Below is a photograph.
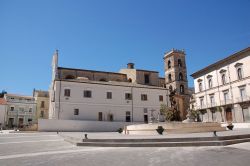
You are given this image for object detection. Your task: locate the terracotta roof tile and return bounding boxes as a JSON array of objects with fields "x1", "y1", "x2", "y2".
[{"x1": 0, "y1": 98, "x2": 7, "y2": 105}]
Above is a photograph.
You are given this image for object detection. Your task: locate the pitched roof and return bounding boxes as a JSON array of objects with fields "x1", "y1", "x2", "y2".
[{"x1": 0, "y1": 98, "x2": 7, "y2": 105}]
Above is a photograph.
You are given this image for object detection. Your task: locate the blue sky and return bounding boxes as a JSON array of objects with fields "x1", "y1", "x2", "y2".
[{"x1": 0, "y1": 0, "x2": 250, "y2": 95}]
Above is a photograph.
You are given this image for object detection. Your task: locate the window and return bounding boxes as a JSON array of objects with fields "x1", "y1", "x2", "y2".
[
  {"x1": 180, "y1": 85, "x2": 184, "y2": 94},
  {"x1": 106, "y1": 92, "x2": 112, "y2": 99},
  {"x1": 210, "y1": 95, "x2": 215, "y2": 106},
  {"x1": 10, "y1": 107, "x2": 14, "y2": 111},
  {"x1": 74, "y1": 109, "x2": 79, "y2": 115},
  {"x1": 200, "y1": 97, "x2": 204, "y2": 108},
  {"x1": 84, "y1": 90, "x2": 92, "y2": 98},
  {"x1": 65, "y1": 75, "x2": 75, "y2": 79},
  {"x1": 199, "y1": 82, "x2": 203, "y2": 92},
  {"x1": 125, "y1": 93, "x2": 132, "y2": 100},
  {"x1": 168, "y1": 74, "x2": 172, "y2": 82},
  {"x1": 221, "y1": 74, "x2": 226, "y2": 85},
  {"x1": 168, "y1": 60, "x2": 171, "y2": 69},
  {"x1": 64, "y1": 89, "x2": 70, "y2": 97},
  {"x1": 98, "y1": 112, "x2": 103, "y2": 121},
  {"x1": 107, "y1": 114, "x2": 113, "y2": 121},
  {"x1": 40, "y1": 111, "x2": 44, "y2": 118},
  {"x1": 159, "y1": 95, "x2": 163, "y2": 102},
  {"x1": 28, "y1": 119, "x2": 32, "y2": 123},
  {"x1": 144, "y1": 74, "x2": 150, "y2": 84},
  {"x1": 179, "y1": 73, "x2": 183, "y2": 81},
  {"x1": 29, "y1": 108, "x2": 32, "y2": 112},
  {"x1": 141, "y1": 94, "x2": 148, "y2": 101},
  {"x1": 223, "y1": 91, "x2": 229, "y2": 102},
  {"x1": 99, "y1": 78, "x2": 107, "y2": 82},
  {"x1": 178, "y1": 59, "x2": 182, "y2": 67},
  {"x1": 208, "y1": 79, "x2": 213, "y2": 88},
  {"x1": 237, "y1": 68, "x2": 243, "y2": 80},
  {"x1": 239, "y1": 87, "x2": 246, "y2": 99},
  {"x1": 126, "y1": 111, "x2": 131, "y2": 122},
  {"x1": 19, "y1": 107, "x2": 24, "y2": 112},
  {"x1": 128, "y1": 78, "x2": 132, "y2": 82},
  {"x1": 41, "y1": 101, "x2": 45, "y2": 108}
]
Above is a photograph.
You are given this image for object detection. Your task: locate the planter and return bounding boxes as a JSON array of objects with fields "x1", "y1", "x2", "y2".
[
  {"x1": 156, "y1": 126, "x2": 164, "y2": 135},
  {"x1": 227, "y1": 125, "x2": 234, "y2": 130}
]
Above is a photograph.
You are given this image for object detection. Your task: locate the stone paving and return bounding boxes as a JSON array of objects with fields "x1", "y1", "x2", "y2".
[{"x1": 0, "y1": 130, "x2": 250, "y2": 166}]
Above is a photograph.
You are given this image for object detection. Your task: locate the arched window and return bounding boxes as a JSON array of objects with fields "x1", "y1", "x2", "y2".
[
  {"x1": 168, "y1": 60, "x2": 171, "y2": 69},
  {"x1": 199, "y1": 82, "x2": 203, "y2": 92},
  {"x1": 180, "y1": 85, "x2": 184, "y2": 94},
  {"x1": 179, "y1": 72, "x2": 183, "y2": 81},
  {"x1": 65, "y1": 75, "x2": 75, "y2": 79},
  {"x1": 237, "y1": 68, "x2": 242, "y2": 80},
  {"x1": 208, "y1": 79, "x2": 212, "y2": 88},
  {"x1": 168, "y1": 74, "x2": 172, "y2": 82},
  {"x1": 221, "y1": 74, "x2": 226, "y2": 85},
  {"x1": 128, "y1": 78, "x2": 132, "y2": 82},
  {"x1": 169, "y1": 85, "x2": 173, "y2": 92},
  {"x1": 178, "y1": 59, "x2": 182, "y2": 67}
]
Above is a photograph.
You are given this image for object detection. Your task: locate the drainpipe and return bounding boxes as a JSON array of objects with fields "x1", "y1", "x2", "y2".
[
  {"x1": 131, "y1": 86, "x2": 134, "y2": 123},
  {"x1": 227, "y1": 65, "x2": 236, "y2": 122},
  {"x1": 203, "y1": 75, "x2": 209, "y2": 122}
]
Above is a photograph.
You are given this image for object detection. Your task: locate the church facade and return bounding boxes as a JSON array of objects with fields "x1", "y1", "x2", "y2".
[{"x1": 49, "y1": 49, "x2": 190, "y2": 123}]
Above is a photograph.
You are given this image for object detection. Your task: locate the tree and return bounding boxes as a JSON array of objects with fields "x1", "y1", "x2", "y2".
[{"x1": 160, "y1": 104, "x2": 174, "y2": 121}]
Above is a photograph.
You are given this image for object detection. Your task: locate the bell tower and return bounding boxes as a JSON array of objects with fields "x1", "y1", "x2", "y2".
[{"x1": 164, "y1": 49, "x2": 189, "y2": 119}]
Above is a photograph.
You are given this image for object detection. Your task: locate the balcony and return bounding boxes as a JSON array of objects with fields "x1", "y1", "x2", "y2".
[
  {"x1": 8, "y1": 110, "x2": 33, "y2": 116},
  {"x1": 220, "y1": 99, "x2": 233, "y2": 105},
  {"x1": 236, "y1": 96, "x2": 250, "y2": 103},
  {"x1": 207, "y1": 102, "x2": 217, "y2": 108},
  {"x1": 196, "y1": 104, "x2": 207, "y2": 110}
]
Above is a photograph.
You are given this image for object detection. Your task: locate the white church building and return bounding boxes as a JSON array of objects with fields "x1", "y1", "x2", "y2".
[{"x1": 40, "y1": 49, "x2": 189, "y2": 131}]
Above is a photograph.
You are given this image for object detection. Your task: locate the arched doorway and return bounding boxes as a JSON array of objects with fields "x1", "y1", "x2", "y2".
[{"x1": 225, "y1": 107, "x2": 233, "y2": 122}]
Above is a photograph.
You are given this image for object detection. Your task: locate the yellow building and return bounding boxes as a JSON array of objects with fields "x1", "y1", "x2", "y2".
[{"x1": 33, "y1": 90, "x2": 50, "y2": 120}]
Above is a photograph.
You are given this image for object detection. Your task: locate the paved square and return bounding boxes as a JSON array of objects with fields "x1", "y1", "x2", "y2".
[{"x1": 1, "y1": 132, "x2": 250, "y2": 166}]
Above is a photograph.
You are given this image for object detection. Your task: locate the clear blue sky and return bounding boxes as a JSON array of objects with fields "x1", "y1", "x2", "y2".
[{"x1": 0, "y1": 0, "x2": 250, "y2": 95}]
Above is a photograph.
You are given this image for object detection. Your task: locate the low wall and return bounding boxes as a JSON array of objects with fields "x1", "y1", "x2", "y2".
[
  {"x1": 38, "y1": 119, "x2": 138, "y2": 132},
  {"x1": 221, "y1": 123, "x2": 250, "y2": 129},
  {"x1": 125, "y1": 122, "x2": 226, "y2": 135}
]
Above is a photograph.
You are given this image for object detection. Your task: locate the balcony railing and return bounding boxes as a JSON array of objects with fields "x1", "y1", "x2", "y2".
[
  {"x1": 220, "y1": 99, "x2": 233, "y2": 105},
  {"x1": 8, "y1": 110, "x2": 33, "y2": 116},
  {"x1": 196, "y1": 104, "x2": 207, "y2": 110},
  {"x1": 207, "y1": 102, "x2": 217, "y2": 108},
  {"x1": 236, "y1": 96, "x2": 250, "y2": 103}
]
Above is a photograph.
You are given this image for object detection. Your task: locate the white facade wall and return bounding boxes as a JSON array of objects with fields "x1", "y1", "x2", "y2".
[
  {"x1": 0, "y1": 105, "x2": 7, "y2": 127},
  {"x1": 50, "y1": 80, "x2": 169, "y2": 123},
  {"x1": 193, "y1": 50, "x2": 250, "y2": 123},
  {"x1": 38, "y1": 119, "x2": 139, "y2": 132}
]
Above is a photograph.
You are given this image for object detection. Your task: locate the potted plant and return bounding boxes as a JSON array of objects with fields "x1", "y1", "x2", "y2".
[
  {"x1": 117, "y1": 128, "x2": 123, "y2": 134},
  {"x1": 227, "y1": 123, "x2": 234, "y2": 130},
  {"x1": 156, "y1": 126, "x2": 164, "y2": 135}
]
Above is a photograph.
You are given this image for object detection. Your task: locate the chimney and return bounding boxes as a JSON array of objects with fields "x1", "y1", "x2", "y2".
[{"x1": 127, "y1": 63, "x2": 134, "y2": 69}]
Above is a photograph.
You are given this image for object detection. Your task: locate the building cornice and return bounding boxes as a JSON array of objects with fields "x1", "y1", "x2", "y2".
[{"x1": 191, "y1": 46, "x2": 250, "y2": 78}]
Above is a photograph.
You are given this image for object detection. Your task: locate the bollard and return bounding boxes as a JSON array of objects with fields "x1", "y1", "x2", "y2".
[
  {"x1": 84, "y1": 134, "x2": 88, "y2": 139},
  {"x1": 213, "y1": 131, "x2": 217, "y2": 137}
]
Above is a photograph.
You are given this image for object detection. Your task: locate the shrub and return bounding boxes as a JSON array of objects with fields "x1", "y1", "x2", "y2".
[{"x1": 117, "y1": 128, "x2": 123, "y2": 133}]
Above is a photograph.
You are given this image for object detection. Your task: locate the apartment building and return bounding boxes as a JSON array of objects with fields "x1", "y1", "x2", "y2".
[{"x1": 191, "y1": 47, "x2": 250, "y2": 123}]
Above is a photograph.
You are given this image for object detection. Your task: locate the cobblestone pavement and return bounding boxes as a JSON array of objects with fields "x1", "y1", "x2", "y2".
[{"x1": 0, "y1": 132, "x2": 250, "y2": 166}]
